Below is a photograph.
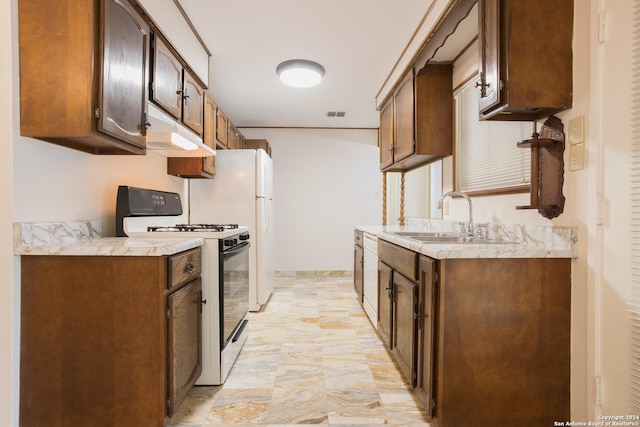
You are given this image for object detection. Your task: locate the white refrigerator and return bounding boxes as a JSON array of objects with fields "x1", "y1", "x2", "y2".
[{"x1": 189, "y1": 149, "x2": 274, "y2": 312}]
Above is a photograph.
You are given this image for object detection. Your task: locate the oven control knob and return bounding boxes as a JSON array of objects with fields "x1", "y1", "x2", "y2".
[
  {"x1": 224, "y1": 238, "x2": 237, "y2": 246},
  {"x1": 239, "y1": 234, "x2": 250, "y2": 241}
]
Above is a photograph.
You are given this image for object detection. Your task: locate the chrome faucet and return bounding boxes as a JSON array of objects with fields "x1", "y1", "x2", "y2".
[{"x1": 437, "y1": 191, "x2": 474, "y2": 236}]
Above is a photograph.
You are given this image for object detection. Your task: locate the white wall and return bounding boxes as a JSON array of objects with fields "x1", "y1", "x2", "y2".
[
  {"x1": 240, "y1": 128, "x2": 382, "y2": 271},
  {"x1": 12, "y1": 139, "x2": 186, "y2": 236}
]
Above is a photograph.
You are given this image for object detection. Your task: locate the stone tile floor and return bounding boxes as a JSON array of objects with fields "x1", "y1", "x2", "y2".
[{"x1": 168, "y1": 273, "x2": 431, "y2": 427}]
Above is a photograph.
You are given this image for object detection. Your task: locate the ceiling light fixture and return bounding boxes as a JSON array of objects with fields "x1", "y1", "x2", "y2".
[{"x1": 276, "y1": 59, "x2": 325, "y2": 88}]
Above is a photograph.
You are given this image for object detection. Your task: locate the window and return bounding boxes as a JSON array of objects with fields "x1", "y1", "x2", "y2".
[{"x1": 454, "y1": 78, "x2": 533, "y2": 194}]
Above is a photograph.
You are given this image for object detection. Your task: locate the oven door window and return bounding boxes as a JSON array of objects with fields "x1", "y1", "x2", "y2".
[{"x1": 221, "y1": 242, "x2": 250, "y2": 348}]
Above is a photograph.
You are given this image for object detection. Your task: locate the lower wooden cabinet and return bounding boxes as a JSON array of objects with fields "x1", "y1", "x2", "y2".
[
  {"x1": 377, "y1": 260, "x2": 393, "y2": 347},
  {"x1": 375, "y1": 239, "x2": 571, "y2": 425},
  {"x1": 19, "y1": 248, "x2": 203, "y2": 426},
  {"x1": 415, "y1": 255, "x2": 437, "y2": 416},
  {"x1": 353, "y1": 233, "x2": 364, "y2": 305},
  {"x1": 391, "y1": 272, "x2": 418, "y2": 386}
]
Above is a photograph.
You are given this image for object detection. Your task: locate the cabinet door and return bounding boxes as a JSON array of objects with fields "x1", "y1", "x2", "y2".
[
  {"x1": 377, "y1": 261, "x2": 393, "y2": 348},
  {"x1": 227, "y1": 123, "x2": 238, "y2": 149},
  {"x1": 168, "y1": 279, "x2": 202, "y2": 417},
  {"x1": 99, "y1": 0, "x2": 149, "y2": 149},
  {"x1": 183, "y1": 71, "x2": 205, "y2": 135},
  {"x1": 393, "y1": 272, "x2": 418, "y2": 387},
  {"x1": 379, "y1": 98, "x2": 394, "y2": 169},
  {"x1": 393, "y1": 71, "x2": 415, "y2": 163},
  {"x1": 477, "y1": 0, "x2": 500, "y2": 113},
  {"x1": 201, "y1": 93, "x2": 217, "y2": 175},
  {"x1": 151, "y1": 35, "x2": 183, "y2": 120},
  {"x1": 216, "y1": 108, "x2": 229, "y2": 148},
  {"x1": 354, "y1": 244, "x2": 364, "y2": 304},
  {"x1": 416, "y1": 255, "x2": 437, "y2": 417}
]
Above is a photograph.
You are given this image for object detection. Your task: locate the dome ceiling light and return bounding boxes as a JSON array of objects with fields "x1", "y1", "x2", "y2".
[{"x1": 276, "y1": 59, "x2": 325, "y2": 88}]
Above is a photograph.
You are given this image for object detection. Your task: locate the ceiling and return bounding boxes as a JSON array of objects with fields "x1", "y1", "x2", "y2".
[{"x1": 177, "y1": 0, "x2": 436, "y2": 129}]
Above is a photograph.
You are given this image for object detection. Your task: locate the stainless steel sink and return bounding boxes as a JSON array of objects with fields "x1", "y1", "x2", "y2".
[
  {"x1": 390, "y1": 231, "x2": 516, "y2": 245},
  {"x1": 391, "y1": 231, "x2": 460, "y2": 238}
]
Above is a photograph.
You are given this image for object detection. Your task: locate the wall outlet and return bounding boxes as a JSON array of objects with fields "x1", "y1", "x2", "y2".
[
  {"x1": 569, "y1": 143, "x2": 585, "y2": 171},
  {"x1": 569, "y1": 115, "x2": 585, "y2": 145}
]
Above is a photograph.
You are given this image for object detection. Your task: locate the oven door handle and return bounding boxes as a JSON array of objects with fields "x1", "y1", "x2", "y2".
[{"x1": 223, "y1": 241, "x2": 250, "y2": 255}]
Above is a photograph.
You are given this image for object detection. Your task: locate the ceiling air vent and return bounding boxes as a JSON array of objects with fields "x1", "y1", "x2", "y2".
[{"x1": 327, "y1": 111, "x2": 346, "y2": 117}]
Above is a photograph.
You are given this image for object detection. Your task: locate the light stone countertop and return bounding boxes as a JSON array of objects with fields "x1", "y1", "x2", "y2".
[
  {"x1": 356, "y1": 218, "x2": 577, "y2": 259},
  {"x1": 14, "y1": 220, "x2": 204, "y2": 257}
]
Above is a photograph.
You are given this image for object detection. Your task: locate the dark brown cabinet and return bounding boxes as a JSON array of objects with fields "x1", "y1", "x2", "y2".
[
  {"x1": 19, "y1": 0, "x2": 150, "y2": 154},
  {"x1": 379, "y1": 98, "x2": 394, "y2": 169},
  {"x1": 377, "y1": 239, "x2": 419, "y2": 386},
  {"x1": 167, "y1": 92, "x2": 216, "y2": 178},
  {"x1": 434, "y1": 257, "x2": 570, "y2": 425},
  {"x1": 415, "y1": 255, "x2": 437, "y2": 417},
  {"x1": 379, "y1": 64, "x2": 453, "y2": 172},
  {"x1": 392, "y1": 272, "x2": 418, "y2": 385},
  {"x1": 151, "y1": 35, "x2": 183, "y2": 120},
  {"x1": 477, "y1": 0, "x2": 573, "y2": 120},
  {"x1": 167, "y1": 278, "x2": 202, "y2": 415},
  {"x1": 19, "y1": 247, "x2": 203, "y2": 426},
  {"x1": 182, "y1": 72, "x2": 205, "y2": 135},
  {"x1": 151, "y1": 34, "x2": 205, "y2": 136},
  {"x1": 373, "y1": 237, "x2": 571, "y2": 425},
  {"x1": 377, "y1": 260, "x2": 393, "y2": 347}
]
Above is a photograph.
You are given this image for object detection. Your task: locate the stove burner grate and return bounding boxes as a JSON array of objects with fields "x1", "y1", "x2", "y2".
[{"x1": 147, "y1": 224, "x2": 239, "y2": 232}]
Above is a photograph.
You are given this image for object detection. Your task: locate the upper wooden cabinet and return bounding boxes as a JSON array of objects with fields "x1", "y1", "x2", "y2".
[
  {"x1": 477, "y1": 0, "x2": 574, "y2": 120},
  {"x1": 182, "y1": 72, "x2": 205, "y2": 135},
  {"x1": 167, "y1": 92, "x2": 216, "y2": 179},
  {"x1": 379, "y1": 64, "x2": 453, "y2": 172},
  {"x1": 150, "y1": 35, "x2": 183, "y2": 120},
  {"x1": 150, "y1": 34, "x2": 204, "y2": 136},
  {"x1": 215, "y1": 108, "x2": 230, "y2": 149},
  {"x1": 379, "y1": 98, "x2": 394, "y2": 169},
  {"x1": 245, "y1": 139, "x2": 272, "y2": 157},
  {"x1": 18, "y1": 0, "x2": 150, "y2": 155}
]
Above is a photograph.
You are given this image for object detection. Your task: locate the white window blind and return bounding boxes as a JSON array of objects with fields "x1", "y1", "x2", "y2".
[{"x1": 455, "y1": 79, "x2": 533, "y2": 193}]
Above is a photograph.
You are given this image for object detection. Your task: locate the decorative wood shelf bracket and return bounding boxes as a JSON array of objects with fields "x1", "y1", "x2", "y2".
[{"x1": 516, "y1": 115, "x2": 566, "y2": 219}]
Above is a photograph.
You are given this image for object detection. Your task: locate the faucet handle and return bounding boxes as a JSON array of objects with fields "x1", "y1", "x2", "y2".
[
  {"x1": 457, "y1": 221, "x2": 467, "y2": 234},
  {"x1": 475, "y1": 223, "x2": 488, "y2": 239}
]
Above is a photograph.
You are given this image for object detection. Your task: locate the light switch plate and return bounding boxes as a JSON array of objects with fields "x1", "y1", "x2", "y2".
[
  {"x1": 569, "y1": 143, "x2": 585, "y2": 171},
  {"x1": 569, "y1": 116, "x2": 584, "y2": 145}
]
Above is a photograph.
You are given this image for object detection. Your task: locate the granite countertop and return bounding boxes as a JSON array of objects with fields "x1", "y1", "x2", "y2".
[
  {"x1": 14, "y1": 220, "x2": 204, "y2": 256},
  {"x1": 357, "y1": 218, "x2": 578, "y2": 259}
]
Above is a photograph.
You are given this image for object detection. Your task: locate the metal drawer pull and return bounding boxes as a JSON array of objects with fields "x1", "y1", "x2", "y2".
[{"x1": 184, "y1": 262, "x2": 196, "y2": 274}]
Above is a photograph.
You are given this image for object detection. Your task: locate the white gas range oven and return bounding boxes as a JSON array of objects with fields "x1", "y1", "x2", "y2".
[{"x1": 116, "y1": 185, "x2": 250, "y2": 385}]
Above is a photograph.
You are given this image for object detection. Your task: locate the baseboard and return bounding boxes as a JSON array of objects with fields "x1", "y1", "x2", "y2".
[{"x1": 275, "y1": 270, "x2": 353, "y2": 278}]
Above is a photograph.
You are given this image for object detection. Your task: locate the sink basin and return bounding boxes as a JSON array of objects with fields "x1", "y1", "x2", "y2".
[
  {"x1": 391, "y1": 231, "x2": 460, "y2": 238},
  {"x1": 409, "y1": 236, "x2": 515, "y2": 244},
  {"x1": 390, "y1": 231, "x2": 516, "y2": 245}
]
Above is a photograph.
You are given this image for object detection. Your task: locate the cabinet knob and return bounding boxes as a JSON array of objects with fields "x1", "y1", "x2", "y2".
[
  {"x1": 184, "y1": 262, "x2": 195, "y2": 274},
  {"x1": 475, "y1": 72, "x2": 490, "y2": 92}
]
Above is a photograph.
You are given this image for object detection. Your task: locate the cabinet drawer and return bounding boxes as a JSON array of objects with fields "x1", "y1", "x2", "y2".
[
  {"x1": 354, "y1": 230, "x2": 363, "y2": 247},
  {"x1": 168, "y1": 247, "x2": 202, "y2": 290},
  {"x1": 378, "y1": 239, "x2": 417, "y2": 281}
]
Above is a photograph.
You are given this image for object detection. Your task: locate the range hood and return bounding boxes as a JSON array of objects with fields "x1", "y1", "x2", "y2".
[{"x1": 145, "y1": 103, "x2": 216, "y2": 157}]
